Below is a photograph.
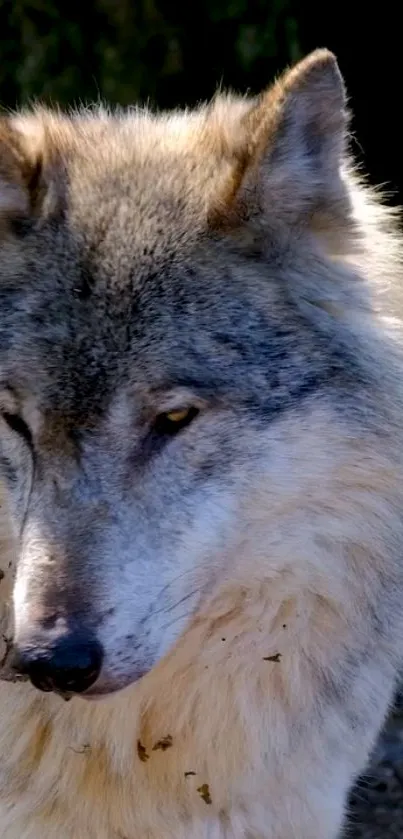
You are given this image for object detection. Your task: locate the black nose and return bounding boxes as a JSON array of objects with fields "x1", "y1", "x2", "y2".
[{"x1": 13, "y1": 630, "x2": 104, "y2": 695}]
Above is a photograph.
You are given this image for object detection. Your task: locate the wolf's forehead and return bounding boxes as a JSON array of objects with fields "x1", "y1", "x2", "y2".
[
  {"x1": 68, "y1": 166, "x2": 196, "y2": 262},
  {"x1": 64, "y1": 123, "x2": 214, "y2": 259}
]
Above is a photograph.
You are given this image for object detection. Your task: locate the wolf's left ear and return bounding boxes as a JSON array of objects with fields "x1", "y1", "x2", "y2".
[{"x1": 211, "y1": 49, "x2": 349, "y2": 228}]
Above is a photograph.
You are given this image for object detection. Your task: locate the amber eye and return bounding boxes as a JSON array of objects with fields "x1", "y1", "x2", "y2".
[{"x1": 154, "y1": 406, "x2": 199, "y2": 435}]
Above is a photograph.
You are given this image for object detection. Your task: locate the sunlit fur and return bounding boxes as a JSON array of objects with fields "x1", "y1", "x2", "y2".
[{"x1": 1, "y1": 50, "x2": 403, "y2": 838}]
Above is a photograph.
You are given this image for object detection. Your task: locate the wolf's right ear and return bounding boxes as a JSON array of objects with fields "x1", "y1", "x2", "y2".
[
  {"x1": 0, "y1": 116, "x2": 51, "y2": 222},
  {"x1": 208, "y1": 49, "x2": 350, "y2": 231}
]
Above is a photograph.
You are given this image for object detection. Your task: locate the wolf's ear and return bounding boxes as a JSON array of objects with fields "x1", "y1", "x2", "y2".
[
  {"x1": 210, "y1": 49, "x2": 349, "y2": 229},
  {"x1": 0, "y1": 116, "x2": 51, "y2": 222}
]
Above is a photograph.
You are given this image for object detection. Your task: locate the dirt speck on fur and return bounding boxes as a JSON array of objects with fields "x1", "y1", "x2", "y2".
[
  {"x1": 197, "y1": 783, "x2": 212, "y2": 804},
  {"x1": 68, "y1": 744, "x2": 91, "y2": 755},
  {"x1": 137, "y1": 740, "x2": 149, "y2": 763},
  {"x1": 152, "y1": 735, "x2": 173, "y2": 752}
]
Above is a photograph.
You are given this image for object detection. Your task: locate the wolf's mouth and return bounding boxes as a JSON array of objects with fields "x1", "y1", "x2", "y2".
[{"x1": 79, "y1": 664, "x2": 149, "y2": 700}]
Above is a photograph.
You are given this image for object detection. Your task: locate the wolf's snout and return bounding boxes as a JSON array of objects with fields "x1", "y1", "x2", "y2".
[{"x1": 12, "y1": 628, "x2": 104, "y2": 696}]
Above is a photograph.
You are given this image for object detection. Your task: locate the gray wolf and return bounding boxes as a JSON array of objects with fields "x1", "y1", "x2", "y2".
[{"x1": 0, "y1": 48, "x2": 403, "y2": 838}]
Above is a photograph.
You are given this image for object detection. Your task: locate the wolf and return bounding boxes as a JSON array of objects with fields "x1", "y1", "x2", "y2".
[{"x1": 0, "y1": 47, "x2": 403, "y2": 839}]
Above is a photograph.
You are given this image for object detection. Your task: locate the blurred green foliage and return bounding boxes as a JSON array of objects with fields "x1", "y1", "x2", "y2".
[{"x1": 0, "y1": 0, "x2": 301, "y2": 109}]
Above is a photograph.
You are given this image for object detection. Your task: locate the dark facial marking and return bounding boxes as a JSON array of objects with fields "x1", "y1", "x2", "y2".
[
  {"x1": 2, "y1": 413, "x2": 33, "y2": 449},
  {"x1": 0, "y1": 452, "x2": 18, "y2": 485}
]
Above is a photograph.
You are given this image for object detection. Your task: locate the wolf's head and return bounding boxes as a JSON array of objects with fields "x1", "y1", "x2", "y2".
[{"x1": 0, "y1": 51, "x2": 399, "y2": 698}]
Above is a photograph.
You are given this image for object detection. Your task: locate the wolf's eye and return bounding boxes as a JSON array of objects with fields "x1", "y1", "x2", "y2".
[
  {"x1": 1, "y1": 413, "x2": 33, "y2": 448},
  {"x1": 154, "y1": 407, "x2": 199, "y2": 435}
]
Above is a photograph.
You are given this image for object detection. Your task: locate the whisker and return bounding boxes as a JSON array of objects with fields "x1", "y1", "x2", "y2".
[
  {"x1": 150, "y1": 584, "x2": 202, "y2": 620},
  {"x1": 159, "y1": 609, "x2": 196, "y2": 633},
  {"x1": 158, "y1": 588, "x2": 201, "y2": 618},
  {"x1": 153, "y1": 566, "x2": 200, "y2": 605}
]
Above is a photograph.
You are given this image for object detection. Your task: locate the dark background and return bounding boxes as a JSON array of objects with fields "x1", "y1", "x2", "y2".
[{"x1": 0, "y1": 1, "x2": 401, "y2": 204}]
